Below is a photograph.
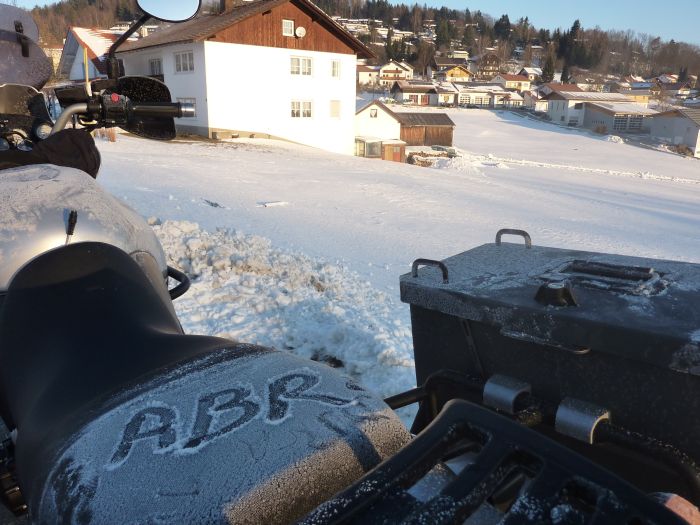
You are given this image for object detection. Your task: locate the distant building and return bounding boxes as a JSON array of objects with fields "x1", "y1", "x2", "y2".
[
  {"x1": 435, "y1": 65, "x2": 473, "y2": 83},
  {"x1": 473, "y1": 52, "x2": 500, "y2": 80},
  {"x1": 651, "y1": 108, "x2": 700, "y2": 157},
  {"x1": 57, "y1": 27, "x2": 133, "y2": 81},
  {"x1": 518, "y1": 67, "x2": 542, "y2": 82},
  {"x1": 583, "y1": 102, "x2": 657, "y2": 133},
  {"x1": 545, "y1": 91, "x2": 634, "y2": 127},
  {"x1": 378, "y1": 60, "x2": 413, "y2": 86},
  {"x1": 357, "y1": 64, "x2": 379, "y2": 85},
  {"x1": 491, "y1": 74, "x2": 531, "y2": 92},
  {"x1": 390, "y1": 81, "x2": 438, "y2": 105}
]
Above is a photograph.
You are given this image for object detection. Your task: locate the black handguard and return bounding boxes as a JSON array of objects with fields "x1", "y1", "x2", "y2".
[{"x1": 0, "y1": 129, "x2": 101, "y2": 178}]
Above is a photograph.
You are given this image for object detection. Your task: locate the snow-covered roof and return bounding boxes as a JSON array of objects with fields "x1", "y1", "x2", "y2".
[
  {"x1": 68, "y1": 27, "x2": 129, "y2": 74},
  {"x1": 554, "y1": 92, "x2": 633, "y2": 102},
  {"x1": 520, "y1": 67, "x2": 542, "y2": 75},
  {"x1": 655, "y1": 108, "x2": 700, "y2": 126},
  {"x1": 587, "y1": 102, "x2": 658, "y2": 116}
]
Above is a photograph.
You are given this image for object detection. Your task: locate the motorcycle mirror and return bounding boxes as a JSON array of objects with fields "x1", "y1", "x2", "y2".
[{"x1": 135, "y1": 0, "x2": 201, "y2": 22}]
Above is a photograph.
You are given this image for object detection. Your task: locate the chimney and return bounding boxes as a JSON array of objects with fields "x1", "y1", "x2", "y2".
[{"x1": 219, "y1": 0, "x2": 254, "y2": 14}]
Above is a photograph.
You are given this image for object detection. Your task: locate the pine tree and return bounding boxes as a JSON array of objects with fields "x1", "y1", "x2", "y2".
[
  {"x1": 541, "y1": 55, "x2": 554, "y2": 83},
  {"x1": 561, "y1": 63, "x2": 570, "y2": 83}
]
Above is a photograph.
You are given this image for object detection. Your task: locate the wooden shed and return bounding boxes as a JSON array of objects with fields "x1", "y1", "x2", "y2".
[{"x1": 394, "y1": 112, "x2": 455, "y2": 146}]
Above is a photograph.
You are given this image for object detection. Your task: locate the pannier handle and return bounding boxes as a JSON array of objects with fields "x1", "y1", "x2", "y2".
[
  {"x1": 496, "y1": 228, "x2": 532, "y2": 249},
  {"x1": 411, "y1": 259, "x2": 449, "y2": 284}
]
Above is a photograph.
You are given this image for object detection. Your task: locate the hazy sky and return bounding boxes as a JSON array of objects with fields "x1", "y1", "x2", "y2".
[
  {"x1": 11, "y1": 0, "x2": 700, "y2": 46},
  {"x1": 431, "y1": 0, "x2": 700, "y2": 46}
]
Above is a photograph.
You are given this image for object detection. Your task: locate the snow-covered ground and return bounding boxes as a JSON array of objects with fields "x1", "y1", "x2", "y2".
[{"x1": 97, "y1": 108, "x2": 700, "y2": 408}]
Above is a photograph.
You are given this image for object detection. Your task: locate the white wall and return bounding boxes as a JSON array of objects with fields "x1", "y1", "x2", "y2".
[
  {"x1": 548, "y1": 99, "x2": 584, "y2": 125},
  {"x1": 204, "y1": 41, "x2": 356, "y2": 155},
  {"x1": 355, "y1": 104, "x2": 400, "y2": 140},
  {"x1": 651, "y1": 115, "x2": 700, "y2": 157},
  {"x1": 68, "y1": 47, "x2": 102, "y2": 80},
  {"x1": 119, "y1": 42, "x2": 209, "y2": 130}
]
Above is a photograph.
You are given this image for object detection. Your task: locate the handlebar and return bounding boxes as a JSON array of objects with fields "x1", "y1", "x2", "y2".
[
  {"x1": 49, "y1": 98, "x2": 195, "y2": 135},
  {"x1": 131, "y1": 102, "x2": 195, "y2": 119}
]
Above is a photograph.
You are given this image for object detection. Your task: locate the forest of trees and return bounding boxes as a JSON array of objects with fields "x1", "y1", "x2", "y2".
[
  {"x1": 26, "y1": 0, "x2": 700, "y2": 81},
  {"x1": 314, "y1": 0, "x2": 700, "y2": 80},
  {"x1": 29, "y1": 0, "x2": 139, "y2": 46}
]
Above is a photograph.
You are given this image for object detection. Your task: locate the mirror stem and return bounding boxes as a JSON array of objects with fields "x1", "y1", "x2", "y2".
[{"x1": 106, "y1": 13, "x2": 151, "y2": 80}]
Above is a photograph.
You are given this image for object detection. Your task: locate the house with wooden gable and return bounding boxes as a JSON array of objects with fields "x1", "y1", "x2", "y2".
[
  {"x1": 354, "y1": 99, "x2": 455, "y2": 159},
  {"x1": 491, "y1": 74, "x2": 530, "y2": 92},
  {"x1": 117, "y1": 0, "x2": 373, "y2": 155},
  {"x1": 435, "y1": 65, "x2": 473, "y2": 83},
  {"x1": 58, "y1": 27, "x2": 135, "y2": 81},
  {"x1": 472, "y1": 52, "x2": 500, "y2": 80},
  {"x1": 426, "y1": 56, "x2": 467, "y2": 79},
  {"x1": 651, "y1": 108, "x2": 700, "y2": 157},
  {"x1": 390, "y1": 81, "x2": 438, "y2": 106},
  {"x1": 378, "y1": 60, "x2": 413, "y2": 86},
  {"x1": 518, "y1": 67, "x2": 542, "y2": 82}
]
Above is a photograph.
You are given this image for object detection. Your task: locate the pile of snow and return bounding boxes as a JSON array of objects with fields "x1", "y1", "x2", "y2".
[
  {"x1": 605, "y1": 135, "x2": 625, "y2": 144},
  {"x1": 153, "y1": 220, "x2": 417, "y2": 405}
]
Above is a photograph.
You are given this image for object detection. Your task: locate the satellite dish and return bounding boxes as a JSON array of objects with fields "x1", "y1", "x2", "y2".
[{"x1": 295, "y1": 26, "x2": 306, "y2": 38}]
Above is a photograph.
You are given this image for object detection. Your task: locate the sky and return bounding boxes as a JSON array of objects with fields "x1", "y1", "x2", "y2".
[
  {"x1": 9, "y1": 0, "x2": 700, "y2": 46},
  {"x1": 435, "y1": 0, "x2": 700, "y2": 46}
]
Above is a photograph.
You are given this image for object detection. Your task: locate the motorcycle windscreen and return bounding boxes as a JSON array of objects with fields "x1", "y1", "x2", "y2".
[
  {"x1": 0, "y1": 4, "x2": 39, "y2": 42},
  {"x1": 0, "y1": 30, "x2": 51, "y2": 90},
  {"x1": 114, "y1": 75, "x2": 177, "y2": 140},
  {"x1": 0, "y1": 83, "x2": 51, "y2": 120}
]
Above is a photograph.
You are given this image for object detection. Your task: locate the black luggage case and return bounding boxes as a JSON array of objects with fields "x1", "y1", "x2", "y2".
[{"x1": 400, "y1": 230, "x2": 700, "y2": 498}]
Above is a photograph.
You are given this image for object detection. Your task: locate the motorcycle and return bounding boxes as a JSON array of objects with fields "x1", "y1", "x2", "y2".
[{"x1": 0, "y1": 1, "x2": 697, "y2": 524}]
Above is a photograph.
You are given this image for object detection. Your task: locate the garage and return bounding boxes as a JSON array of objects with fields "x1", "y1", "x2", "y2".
[{"x1": 394, "y1": 113, "x2": 455, "y2": 146}]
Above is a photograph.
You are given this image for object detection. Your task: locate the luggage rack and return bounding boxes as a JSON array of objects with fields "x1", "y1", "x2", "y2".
[{"x1": 301, "y1": 374, "x2": 689, "y2": 525}]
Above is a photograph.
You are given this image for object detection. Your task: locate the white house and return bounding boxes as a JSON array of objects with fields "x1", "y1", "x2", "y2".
[
  {"x1": 546, "y1": 91, "x2": 634, "y2": 127},
  {"x1": 651, "y1": 108, "x2": 700, "y2": 157},
  {"x1": 491, "y1": 74, "x2": 531, "y2": 92},
  {"x1": 355, "y1": 99, "x2": 400, "y2": 140},
  {"x1": 518, "y1": 67, "x2": 542, "y2": 82},
  {"x1": 357, "y1": 64, "x2": 379, "y2": 85},
  {"x1": 378, "y1": 60, "x2": 413, "y2": 86},
  {"x1": 390, "y1": 81, "x2": 438, "y2": 105},
  {"x1": 58, "y1": 27, "x2": 134, "y2": 81},
  {"x1": 118, "y1": 0, "x2": 373, "y2": 155}
]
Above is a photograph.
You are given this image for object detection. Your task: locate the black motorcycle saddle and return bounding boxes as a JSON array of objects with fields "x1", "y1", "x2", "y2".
[{"x1": 0, "y1": 242, "x2": 411, "y2": 523}]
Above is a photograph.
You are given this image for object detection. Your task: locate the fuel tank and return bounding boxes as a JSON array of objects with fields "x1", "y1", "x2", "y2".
[{"x1": 0, "y1": 164, "x2": 167, "y2": 294}]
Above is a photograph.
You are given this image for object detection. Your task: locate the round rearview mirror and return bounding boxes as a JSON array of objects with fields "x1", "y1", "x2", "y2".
[{"x1": 136, "y1": 0, "x2": 201, "y2": 22}]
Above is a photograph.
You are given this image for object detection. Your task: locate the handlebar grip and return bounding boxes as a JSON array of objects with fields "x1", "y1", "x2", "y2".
[{"x1": 130, "y1": 102, "x2": 195, "y2": 118}]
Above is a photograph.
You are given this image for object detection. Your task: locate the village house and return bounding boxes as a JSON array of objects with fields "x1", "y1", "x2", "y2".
[
  {"x1": 426, "y1": 56, "x2": 468, "y2": 79},
  {"x1": 651, "y1": 108, "x2": 700, "y2": 157},
  {"x1": 354, "y1": 99, "x2": 454, "y2": 159},
  {"x1": 471, "y1": 52, "x2": 500, "y2": 80},
  {"x1": 378, "y1": 60, "x2": 413, "y2": 86},
  {"x1": 616, "y1": 89, "x2": 652, "y2": 106},
  {"x1": 518, "y1": 67, "x2": 542, "y2": 82},
  {"x1": 491, "y1": 74, "x2": 531, "y2": 92},
  {"x1": 57, "y1": 27, "x2": 133, "y2": 81},
  {"x1": 390, "y1": 81, "x2": 438, "y2": 106},
  {"x1": 545, "y1": 91, "x2": 634, "y2": 127},
  {"x1": 523, "y1": 89, "x2": 548, "y2": 112},
  {"x1": 354, "y1": 100, "x2": 406, "y2": 162},
  {"x1": 117, "y1": 0, "x2": 373, "y2": 155},
  {"x1": 583, "y1": 102, "x2": 657, "y2": 133},
  {"x1": 356, "y1": 64, "x2": 379, "y2": 85},
  {"x1": 435, "y1": 65, "x2": 473, "y2": 83},
  {"x1": 539, "y1": 83, "x2": 583, "y2": 96}
]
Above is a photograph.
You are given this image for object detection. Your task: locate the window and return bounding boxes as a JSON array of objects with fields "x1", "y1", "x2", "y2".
[
  {"x1": 176, "y1": 97, "x2": 196, "y2": 117},
  {"x1": 282, "y1": 19, "x2": 294, "y2": 36},
  {"x1": 628, "y1": 115, "x2": 643, "y2": 131},
  {"x1": 175, "y1": 51, "x2": 194, "y2": 73},
  {"x1": 291, "y1": 101, "x2": 312, "y2": 118},
  {"x1": 290, "y1": 57, "x2": 312, "y2": 76},
  {"x1": 366, "y1": 141, "x2": 381, "y2": 157},
  {"x1": 613, "y1": 115, "x2": 627, "y2": 131},
  {"x1": 574, "y1": 102, "x2": 583, "y2": 109},
  {"x1": 370, "y1": 108, "x2": 378, "y2": 118},
  {"x1": 331, "y1": 60, "x2": 340, "y2": 78},
  {"x1": 149, "y1": 58, "x2": 162, "y2": 76},
  {"x1": 330, "y1": 100, "x2": 341, "y2": 118}
]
